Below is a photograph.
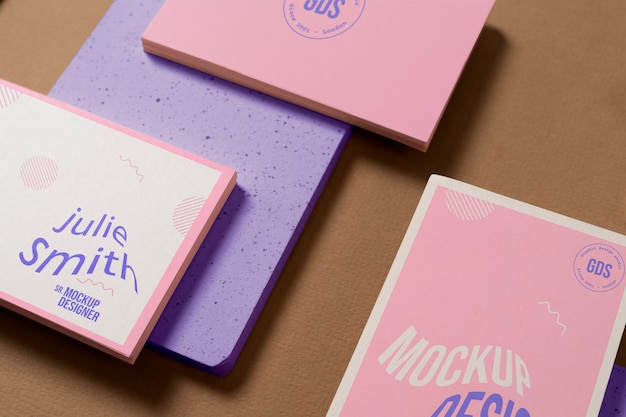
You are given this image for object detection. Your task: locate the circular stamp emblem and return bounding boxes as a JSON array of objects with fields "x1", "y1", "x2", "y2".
[
  {"x1": 283, "y1": 0, "x2": 366, "y2": 40},
  {"x1": 573, "y1": 243, "x2": 625, "y2": 292}
]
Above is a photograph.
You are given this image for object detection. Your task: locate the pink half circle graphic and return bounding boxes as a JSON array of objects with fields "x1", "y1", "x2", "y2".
[
  {"x1": 445, "y1": 189, "x2": 495, "y2": 221},
  {"x1": 0, "y1": 84, "x2": 23, "y2": 108},
  {"x1": 20, "y1": 156, "x2": 59, "y2": 190},
  {"x1": 172, "y1": 196, "x2": 207, "y2": 235}
]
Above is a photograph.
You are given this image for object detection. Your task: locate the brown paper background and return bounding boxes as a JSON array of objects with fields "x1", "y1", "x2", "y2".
[{"x1": 1, "y1": 0, "x2": 625, "y2": 415}]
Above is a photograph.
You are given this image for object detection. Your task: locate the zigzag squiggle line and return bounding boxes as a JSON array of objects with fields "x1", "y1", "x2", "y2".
[
  {"x1": 119, "y1": 154, "x2": 144, "y2": 182},
  {"x1": 538, "y1": 301, "x2": 566, "y2": 336},
  {"x1": 77, "y1": 278, "x2": 115, "y2": 296}
]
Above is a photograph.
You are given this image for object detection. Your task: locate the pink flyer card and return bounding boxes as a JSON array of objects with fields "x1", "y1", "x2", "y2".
[
  {"x1": 142, "y1": 0, "x2": 495, "y2": 150},
  {"x1": 0, "y1": 79, "x2": 236, "y2": 363},
  {"x1": 327, "y1": 175, "x2": 626, "y2": 416}
]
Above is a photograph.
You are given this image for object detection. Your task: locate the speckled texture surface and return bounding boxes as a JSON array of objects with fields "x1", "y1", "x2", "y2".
[
  {"x1": 50, "y1": 0, "x2": 350, "y2": 374},
  {"x1": 601, "y1": 365, "x2": 626, "y2": 416}
]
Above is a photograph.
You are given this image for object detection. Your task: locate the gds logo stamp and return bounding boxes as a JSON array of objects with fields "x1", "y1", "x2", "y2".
[
  {"x1": 283, "y1": 0, "x2": 366, "y2": 40},
  {"x1": 574, "y1": 243, "x2": 625, "y2": 292}
]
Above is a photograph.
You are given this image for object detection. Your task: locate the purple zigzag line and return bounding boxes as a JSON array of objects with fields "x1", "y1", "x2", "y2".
[
  {"x1": 538, "y1": 301, "x2": 566, "y2": 336},
  {"x1": 76, "y1": 278, "x2": 115, "y2": 296},
  {"x1": 119, "y1": 154, "x2": 144, "y2": 182}
]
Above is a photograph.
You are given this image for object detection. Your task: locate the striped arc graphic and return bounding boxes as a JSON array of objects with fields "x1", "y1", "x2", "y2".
[
  {"x1": 20, "y1": 156, "x2": 59, "y2": 190},
  {"x1": 0, "y1": 84, "x2": 22, "y2": 108},
  {"x1": 172, "y1": 196, "x2": 207, "y2": 235},
  {"x1": 444, "y1": 189, "x2": 495, "y2": 221}
]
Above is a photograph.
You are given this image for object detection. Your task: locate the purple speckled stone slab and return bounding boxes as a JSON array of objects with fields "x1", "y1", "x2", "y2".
[
  {"x1": 601, "y1": 365, "x2": 626, "y2": 416},
  {"x1": 50, "y1": 0, "x2": 349, "y2": 374}
]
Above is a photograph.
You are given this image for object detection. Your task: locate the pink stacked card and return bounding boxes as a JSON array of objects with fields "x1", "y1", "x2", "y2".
[
  {"x1": 328, "y1": 175, "x2": 626, "y2": 416},
  {"x1": 0, "y1": 78, "x2": 236, "y2": 363},
  {"x1": 142, "y1": 0, "x2": 495, "y2": 150}
]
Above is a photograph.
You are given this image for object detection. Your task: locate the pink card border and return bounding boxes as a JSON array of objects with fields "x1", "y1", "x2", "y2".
[{"x1": 0, "y1": 78, "x2": 236, "y2": 362}]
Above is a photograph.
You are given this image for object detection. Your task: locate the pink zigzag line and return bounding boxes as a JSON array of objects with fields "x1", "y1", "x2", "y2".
[
  {"x1": 538, "y1": 301, "x2": 566, "y2": 336},
  {"x1": 119, "y1": 154, "x2": 144, "y2": 182},
  {"x1": 76, "y1": 278, "x2": 115, "y2": 296}
]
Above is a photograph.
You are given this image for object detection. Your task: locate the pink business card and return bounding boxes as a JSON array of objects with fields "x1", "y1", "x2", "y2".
[
  {"x1": 142, "y1": 0, "x2": 495, "y2": 150},
  {"x1": 0, "y1": 78, "x2": 236, "y2": 363},
  {"x1": 328, "y1": 175, "x2": 626, "y2": 416}
]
